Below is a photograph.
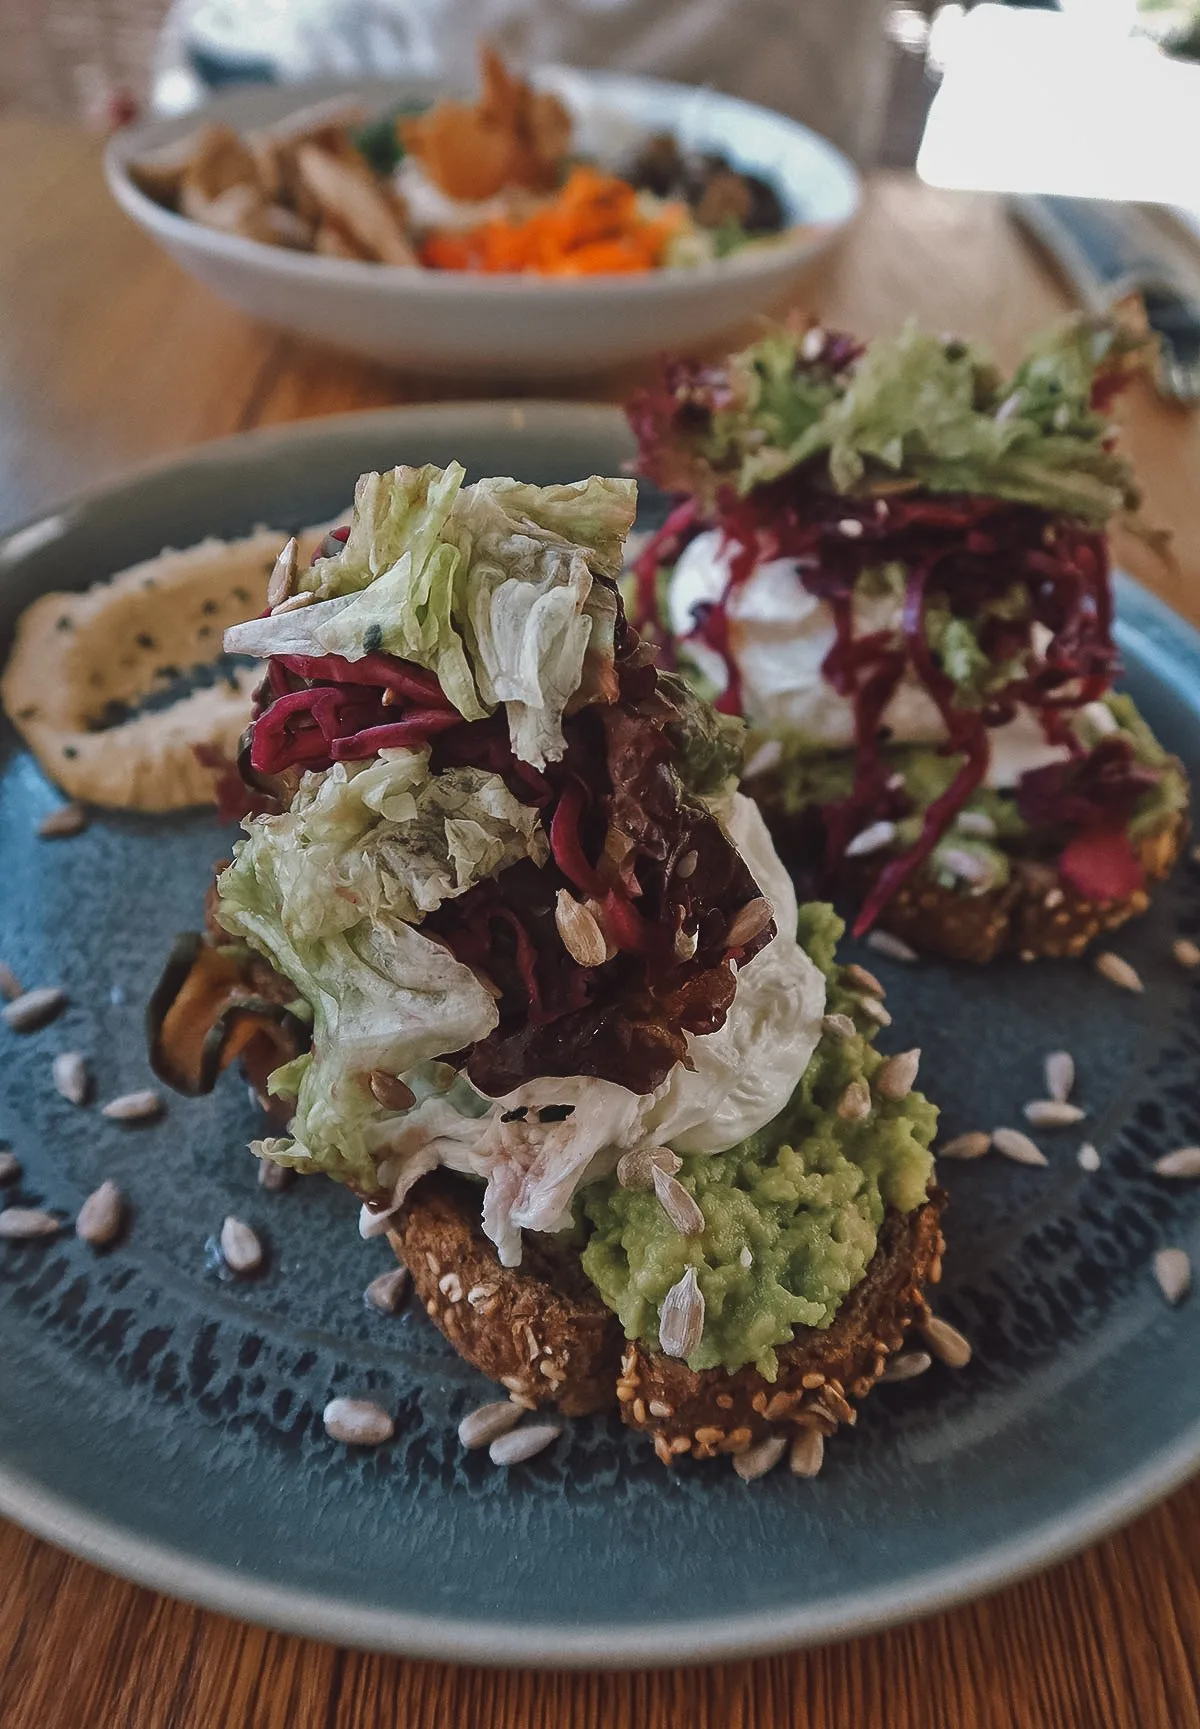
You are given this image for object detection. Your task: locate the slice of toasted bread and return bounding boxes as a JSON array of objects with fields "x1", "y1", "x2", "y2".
[
  {"x1": 387, "y1": 1170, "x2": 622, "y2": 1417},
  {"x1": 766, "y1": 805, "x2": 1187, "y2": 965},
  {"x1": 388, "y1": 1170, "x2": 946, "y2": 1457},
  {"x1": 864, "y1": 809, "x2": 1187, "y2": 965}
]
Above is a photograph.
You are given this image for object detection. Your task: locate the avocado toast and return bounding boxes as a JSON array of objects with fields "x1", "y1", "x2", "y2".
[
  {"x1": 627, "y1": 317, "x2": 1189, "y2": 961},
  {"x1": 150, "y1": 459, "x2": 944, "y2": 1472}
]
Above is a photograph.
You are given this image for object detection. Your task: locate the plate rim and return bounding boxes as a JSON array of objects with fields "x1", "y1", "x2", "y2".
[
  {"x1": 2, "y1": 400, "x2": 1200, "y2": 1667},
  {"x1": 2, "y1": 1416, "x2": 1199, "y2": 1668}
]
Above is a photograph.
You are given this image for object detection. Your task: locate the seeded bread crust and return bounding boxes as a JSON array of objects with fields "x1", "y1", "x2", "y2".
[
  {"x1": 387, "y1": 1170, "x2": 622, "y2": 1417},
  {"x1": 862, "y1": 809, "x2": 1187, "y2": 965},
  {"x1": 755, "y1": 803, "x2": 1189, "y2": 965},
  {"x1": 388, "y1": 1170, "x2": 945, "y2": 1457},
  {"x1": 618, "y1": 1193, "x2": 944, "y2": 1464}
]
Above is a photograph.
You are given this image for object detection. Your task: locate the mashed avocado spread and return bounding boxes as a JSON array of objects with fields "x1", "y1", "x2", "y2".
[{"x1": 580, "y1": 904, "x2": 937, "y2": 1379}]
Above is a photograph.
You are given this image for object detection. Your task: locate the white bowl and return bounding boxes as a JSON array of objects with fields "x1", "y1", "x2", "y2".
[{"x1": 105, "y1": 72, "x2": 860, "y2": 378}]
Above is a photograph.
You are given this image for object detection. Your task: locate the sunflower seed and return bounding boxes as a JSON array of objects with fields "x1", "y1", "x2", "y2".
[
  {"x1": 857, "y1": 995, "x2": 893, "y2": 1027},
  {"x1": 219, "y1": 1215, "x2": 263, "y2": 1274},
  {"x1": 52, "y1": 1052, "x2": 90, "y2": 1106},
  {"x1": 1077, "y1": 1143, "x2": 1101, "y2": 1172},
  {"x1": 257, "y1": 1158, "x2": 293, "y2": 1191},
  {"x1": 733, "y1": 1433, "x2": 787, "y2": 1482},
  {"x1": 101, "y1": 1089, "x2": 162, "y2": 1122},
  {"x1": 845, "y1": 820, "x2": 896, "y2": 859},
  {"x1": 616, "y1": 1145, "x2": 681, "y2": 1190},
  {"x1": 0, "y1": 963, "x2": 22, "y2": 1001},
  {"x1": 2, "y1": 987, "x2": 66, "y2": 1032},
  {"x1": 789, "y1": 1427, "x2": 825, "y2": 1477},
  {"x1": 1172, "y1": 936, "x2": 1200, "y2": 969},
  {"x1": 921, "y1": 1314, "x2": 972, "y2": 1368},
  {"x1": 675, "y1": 849, "x2": 698, "y2": 879},
  {"x1": 266, "y1": 536, "x2": 298, "y2": 608},
  {"x1": 865, "y1": 930, "x2": 918, "y2": 963},
  {"x1": 1024, "y1": 1100, "x2": 1086, "y2": 1128},
  {"x1": 652, "y1": 1165, "x2": 705, "y2": 1236},
  {"x1": 881, "y1": 1350, "x2": 932, "y2": 1383},
  {"x1": 0, "y1": 1152, "x2": 20, "y2": 1183},
  {"x1": 938, "y1": 847, "x2": 995, "y2": 890},
  {"x1": 368, "y1": 1069, "x2": 415, "y2": 1112},
  {"x1": 1044, "y1": 1050, "x2": 1075, "y2": 1103},
  {"x1": 800, "y1": 325, "x2": 826, "y2": 361},
  {"x1": 938, "y1": 1131, "x2": 991, "y2": 1162},
  {"x1": 38, "y1": 802, "x2": 87, "y2": 838},
  {"x1": 269, "y1": 591, "x2": 313, "y2": 617},
  {"x1": 838, "y1": 1078, "x2": 872, "y2": 1121},
  {"x1": 1154, "y1": 1147, "x2": 1200, "y2": 1180},
  {"x1": 554, "y1": 889, "x2": 608, "y2": 968},
  {"x1": 876, "y1": 1049, "x2": 920, "y2": 1102},
  {"x1": 438, "y1": 1271, "x2": 463, "y2": 1302},
  {"x1": 364, "y1": 1266, "x2": 410, "y2": 1313},
  {"x1": 659, "y1": 1265, "x2": 705, "y2": 1359},
  {"x1": 992, "y1": 1127, "x2": 1048, "y2": 1168},
  {"x1": 837, "y1": 518, "x2": 865, "y2": 539},
  {"x1": 954, "y1": 810, "x2": 996, "y2": 840},
  {"x1": 726, "y1": 897, "x2": 774, "y2": 948},
  {"x1": 323, "y1": 1397, "x2": 395, "y2": 1446},
  {"x1": 1154, "y1": 1247, "x2": 1191, "y2": 1307},
  {"x1": 0, "y1": 1208, "x2": 62, "y2": 1239},
  {"x1": 1094, "y1": 951, "x2": 1143, "y2": 993},
  {"x1": 75, "y1": 1180, "x2": 124, "y2": 1246},
  {"x1": 822, "y1": 1013, "x2": 857, "y2": 1040},
  {"x1": 742, "y1": 739, "x2": 783, "y2": 780},
  {"x1": 458, "y1": 1401, "x2": 523, "y2": 1450},
  {"x1": 843, "y1": 963, "x2": 884, "y2": 997},
  {"x1": 467, "y1": 1281, "x2": 499, "y2": 1309},
  {"x1": 488, "y1": 1422, "x2": 562, "y2": 1466},
  {"x1": 674, "y1": 926, "x2": 698, "y2": 960}
]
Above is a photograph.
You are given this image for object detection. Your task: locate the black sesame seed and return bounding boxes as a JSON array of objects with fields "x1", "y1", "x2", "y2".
[
  {"x1": 135, "y1": 632, "x2": 156, "y2": 649},
  {"x1": 56, "y1": 616, "x2": 73, "y2": 631},
  {"x1": 233, "y1": 586, "x2": 250, "y2": 603},
  {"x1": 363, "y1": 623, "x2": 383, "y2": 653},
  {"x1": 63, "y1": 746, "x2": 78, "y2": 759},
  {"x1": 201, "y1": 599, "x2": 219, "y2": 616}
]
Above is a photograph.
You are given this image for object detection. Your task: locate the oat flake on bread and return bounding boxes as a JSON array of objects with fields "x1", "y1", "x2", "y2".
[{"x1": 1, "y1": 521, "x2": 332, "y2": 810}]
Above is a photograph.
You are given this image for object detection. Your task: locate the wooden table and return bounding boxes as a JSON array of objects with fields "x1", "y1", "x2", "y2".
[{"x1": 2, "y1": 115, "x2": 1200, "y2": 1729}]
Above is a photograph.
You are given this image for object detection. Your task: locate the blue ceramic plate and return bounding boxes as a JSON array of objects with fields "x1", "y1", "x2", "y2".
[{"x1": 1, "y1": 404, "x2": 1199, "y2": 1668}]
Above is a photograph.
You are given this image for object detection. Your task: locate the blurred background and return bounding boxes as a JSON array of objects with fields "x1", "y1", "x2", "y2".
[
  {"x1": 6, "y1": 0, "x2": 1200, "y2": 191},
  {"x1": 7, "y1": 0, "x2": 1197, "y2": 166}
]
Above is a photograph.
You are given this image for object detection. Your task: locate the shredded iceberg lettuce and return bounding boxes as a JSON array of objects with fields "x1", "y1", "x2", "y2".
[
  {"x1": 224, "y1": 463, "x2": 636, "y2": 767},
  {"x1": 214, "y1": 746, "x2": 551, "y2": 1186}
]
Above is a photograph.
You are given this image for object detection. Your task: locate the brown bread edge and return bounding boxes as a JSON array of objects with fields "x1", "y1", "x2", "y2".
[{"x1": 388, "y1": 1170, "x2": 946, "y2": 1458}]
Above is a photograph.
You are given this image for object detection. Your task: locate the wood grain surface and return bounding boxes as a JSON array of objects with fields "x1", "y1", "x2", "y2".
[{"x1": 2, "y1": 115, "x2": 1200, "y2": 1729}]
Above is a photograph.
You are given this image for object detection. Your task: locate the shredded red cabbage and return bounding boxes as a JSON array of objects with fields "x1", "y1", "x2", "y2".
[
  {"x1": 241, "y1": 592, "x2": 775, "y2": 1096},
  {"x1": 635, "y1": 470, "x2": 1122, "y2": 932},
  {"x1": 1015, "y1": 736, "x2": 1158, "y2": 831}
]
